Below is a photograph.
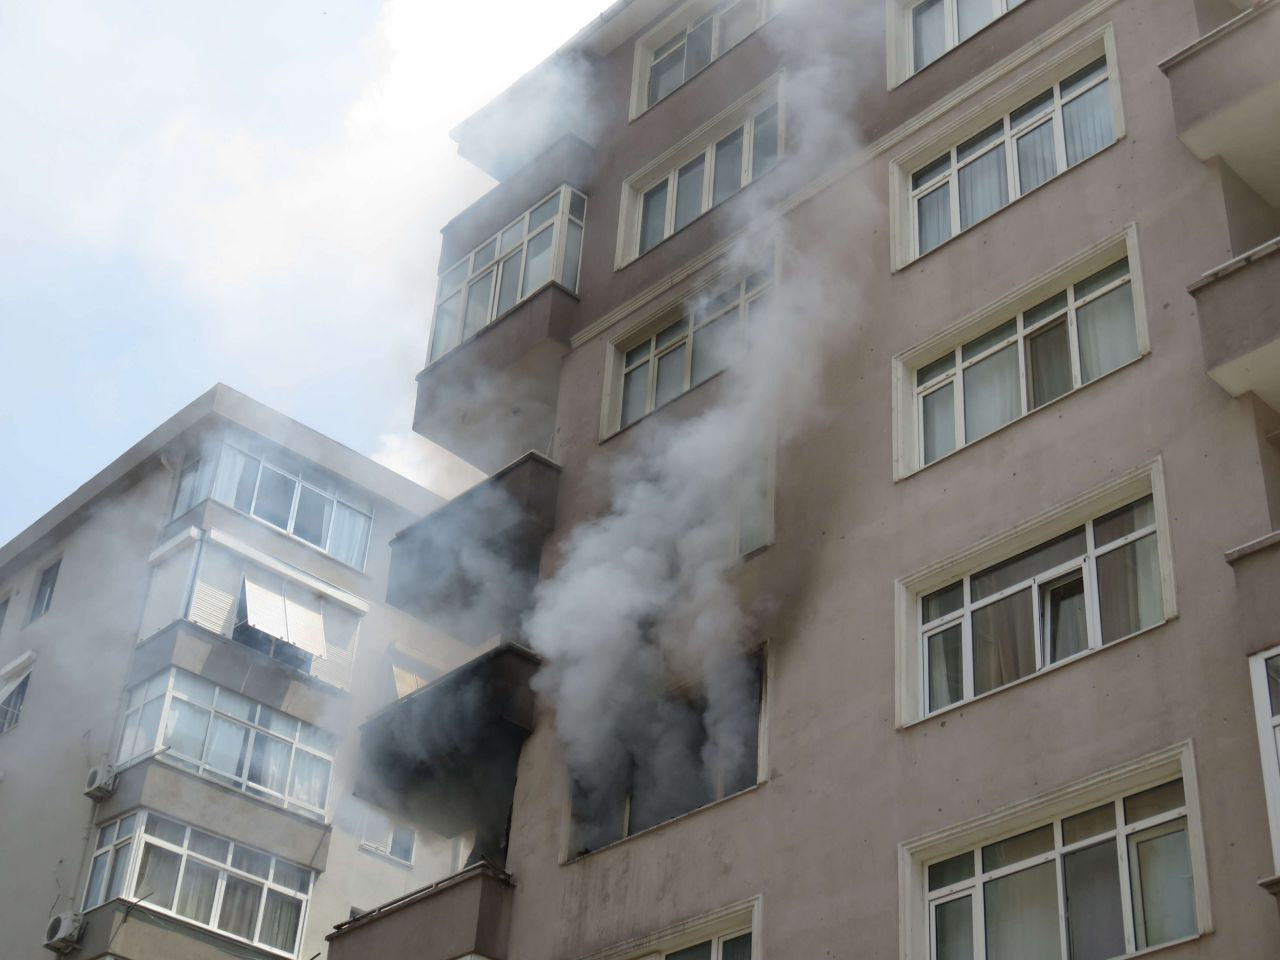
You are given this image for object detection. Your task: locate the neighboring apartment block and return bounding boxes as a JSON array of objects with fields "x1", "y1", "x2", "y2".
[
  {"x1": 0, "y1": 385, "x2": 480, "y2": 959},
  {"x1": 327, "y1": 1, "x2": 1280, "y2": 960}
]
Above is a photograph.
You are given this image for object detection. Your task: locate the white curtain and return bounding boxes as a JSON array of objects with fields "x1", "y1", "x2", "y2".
[
  {"x1": 217, "y1": 875, "x2": 262, "y2": 941},
  {"x1": 928, "y1": 625, "x2": 964, "y2": 712},
  {"x1": 963, "y1": 344, "x2": 1020, "y2": 441},
  {"x1": 1063, "y1": 81, "x2": 1114, "y2": 166},
  {"x1": 204, "y1": 716, "x2": 250, "y2": 778},
  {"x1": 958, "y1": 0, "x2": 994, "y2": 41},
  {"x1": 248, "y1": 734, "x2": 291, "y2": 795},
  {"x1": 959, "y1": 147, "x2": 1008, "y2": 229},
  {"x1": 1016, "y1": 120, "x2": 1057, "y2": 194},
  {"x1": 1132, "y1": 825, "x2": 1197, "y2": 947},
  {"x1": 176, "y1": 860, "x2": 219, "y2": 924},
  {"x1": 1077, "y1": 284, "x2": 1137, "y2": 383},
  {"x1": 135, "y1": 844, "x2": 181, "y2": 910},
  {"x1": 211, "y1": 446, "x2": 256, "y2": 509},
  {"x1": 288, "y1": 750, "x2": 331, "y2": 809},
  {"x1": 913, "y1": 0, "x2": 946, "y2": 68},
  {"x1": 918, "y1": 183, "x2": 951, "y2": 254},
  {"x1": 1097, "y1": 532, "x2": 1163, "y2": 643},
  {"x1": 923, "y1": 382, "x2": 956, "y2": 463},
  {"x1": 328, "y1": 502, "x2": 371, "y2": 569},
  {"x1": 984, "y1": 862, "x2": 1063, "y2": 960},
  {"x1": 259, "y1": 891, "x2": 303, "y2": 952},
  {"x1": 1063, "y1": 841, "x2": 1126, "y2": 960}
]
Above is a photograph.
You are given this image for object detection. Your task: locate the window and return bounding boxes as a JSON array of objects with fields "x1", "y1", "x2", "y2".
[
  {"x1": 172, "y1": 454, "x2": 213, "y2": 518},
  {"x1": 638, "y1": 0, "x2": 769, "y2": 112},
  {"x1": 116, "y1": 668, "x2": 337, "y2": 820},
  {"x1": 919, "y1": 495, "x2": 1164, "y2": 715},
  {"x1": 616, "y1": 268, "x2": 773, "y2": 429},
  {"x1": 0, "y1": 671, "x2": 30, "y2": 734},
  {"x1": 631, "y1": 91, "x2": 781, "y2": 259},
  {"x1": 588, "y1": 900, "x2": 758, "y2": 960},
  {"x1": 1249, "y1": 646, "x2": 1280, "y2": 874},
  {"x1": 570, "y1": 649, "x2": 764, "y2": 855},
  {"x1": 910, "y1": 56, "x2": 1116, "y2": 257},
  {"x1": 429, "y1": 186, "x2": 587, "y2": 364},
  {"x1": 209, "y1": 444, "x2": 373, "y2": 569},
  {"x1": 907, "y1": 0, "x2": 1027, "y2": 74},
  {"x1": 232, "y1": 572, "x2": 328, "y2": 674},
  {"x1": 29, "y1": 559, "x2": 60, "y2": 622},
  {"x1": 914, "y1": 257, "x2": 1138, "y2": 465},
  {"x1": 83, "y1": 810, "x2": 311, "y2": 957},
  {"x1": 360, "y1": 806, "x2": 416, "y2": 864},
  {"x1": 924, "y1": 778, "x2": 1199, "y2": 959}
]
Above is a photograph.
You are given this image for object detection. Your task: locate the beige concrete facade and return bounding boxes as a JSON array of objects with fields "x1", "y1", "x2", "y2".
[
  {"x1": 335, "y1": 0, "x2": 1280, "y2": 959},
  {"x1": 0, "y1": 384, "x2": 477, "y2": 959}
]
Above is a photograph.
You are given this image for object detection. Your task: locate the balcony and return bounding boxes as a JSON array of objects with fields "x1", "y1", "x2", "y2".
[
  {"x1": 1189, "y1": 237, "x2": 1280, "y2": 408},
  {"x1": 79, "y1": 899, "x2": 282, "y2": 960},
  {"x1": 386, "y1": 451, "x2": 561, "y2": 645},
  {"x1": 1161, "y1": 0, "x2": 1280, "y2": 205},
  {"x1": 327, "y1": 863, "x2": 514, "y2": 960},
  {"x1": 357, "y1": 645, "x2": 539, "y2": 868}
]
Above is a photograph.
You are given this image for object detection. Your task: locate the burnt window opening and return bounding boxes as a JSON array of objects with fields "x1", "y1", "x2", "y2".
[
  {"x1": 570, "y1": 647, "x2": 764, "y2": 857},
  {"x1": 232, "y1": 587, "x2": 314, "y2": 674}
]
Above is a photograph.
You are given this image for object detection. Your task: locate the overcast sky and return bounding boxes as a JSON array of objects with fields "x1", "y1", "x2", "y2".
[{"x1": 0, "y1": 0, "x2": 609, "y2": 545}]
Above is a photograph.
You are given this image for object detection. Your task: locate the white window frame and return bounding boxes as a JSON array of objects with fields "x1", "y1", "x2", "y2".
[
  {"x1": 359, "y1": 805, "x2": 417, "y2": 866},
  {"x1": 0, "y1": 669, "x2": 31, "y2": 734},
  {"x1": 893, "y1": 227, "x2": 1149, "y2": 477},
  {"x1": 427, "y1": 185, "x2": 588, "y2": 365},
  {"x1": 1249, "y1": 644, "x2": 1280, "y2": 873},
  {"x1": 889, "y1": 28, "x2": 1123, "y2": 269},
  {"x1": 899, "y1": 742, "x2": 1212, "y2": 960},
  {"x1": 575, "y1": 897, "x2": 760, "y2": 960},
  {"x1": 618, "y1": 75, "x2": 783, "y2": 268},
  {"x1": 894, "y1": 460, "x2": 1177, "y2": 726},
  {"x1": 114, "y1": 667, "x2": 338, "y2": 821},
  {"x1": 82, "y1": 810, "x2": 312, "y2": 958},
  {"x1": 29, "y1": 557, "x2": 61, "y2": 623},
  {"x1": 630, "y1": 0, "x2": 773, "y2": 118},
  {"x1": 887, "y1": 0, "x2": 1030, "y2": 86}
]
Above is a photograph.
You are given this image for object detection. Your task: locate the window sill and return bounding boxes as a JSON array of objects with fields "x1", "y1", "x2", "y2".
[
  {"x1": 358, "y1": 843, "x2": 415, "y2": 869},
  {"x1": 563, "y1": 780, "x2": 765, "y2": 864},
  {"x1": 895, "y1": 350, "x2": 1147, "y2": 481},
  {"x1": 900, "y1": 616, "x2": 1173, "y2": 730}
]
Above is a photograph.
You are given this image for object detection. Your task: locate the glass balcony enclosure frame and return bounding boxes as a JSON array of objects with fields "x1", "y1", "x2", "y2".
[{"x1": 428, "y1": 185, "x2": 587, "y2": 365}]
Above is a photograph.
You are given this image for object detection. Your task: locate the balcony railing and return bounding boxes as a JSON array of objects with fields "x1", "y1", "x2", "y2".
[{"x1": 428, "y1": 185, "x2": 586, "y2": 364}]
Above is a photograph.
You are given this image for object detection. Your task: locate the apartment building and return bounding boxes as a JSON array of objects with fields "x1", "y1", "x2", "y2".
[
  {"x1": 325, "y1": 0, "x2": 1280, "y2": 959},
  {"x1": 0, "y1": 384, "x2": 481, "y2": 959}
]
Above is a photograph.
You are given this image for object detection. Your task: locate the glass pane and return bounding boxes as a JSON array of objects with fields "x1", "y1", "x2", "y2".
[
  {"x1": 288, "y1": 750, "x2": 331, "y2": 810},
  {"x1": 918, "y1": 352, "x2": 956, "y2": 386},
  {"x1": 1016, "y1": 120, "x2": 1057, "y2": 194},
  {"x1": 560, "y1": 221, "x2": 584, "y2": 291},
  {"x1": 529, "y1": 193, "x2": 560, "y2": 230},
  {"x1": 438, "y1": 260, "x2": 467, "y2": 296},
  {"x1": 713, "y1": 128, "x2": 745, "y2": 205},
  {"x1": 569, "y1": 191, "x2": 587, "y2": 222},
  {"x1": 189, "y1": 830, "x2": 230, "y2": 863},
  {"x1": 958, "y1": 145, "x2": 1008, "y2": 229},
  {"x1": 292, "y1": 486, "x2": 332, "y2": 548},
  {"x1": 722, "y1": 932, "x2": 752, "y2": 960},
  {"x1": 1266, "y1": 655, "x2": 1280, "y2": 717},
  {"x1": 648, "y1": 47, "x2": 684, "y2": 106},
  {"x1": 1064, "y1": 840, "x2": 1126, "y2": 960},
  {"x1": 958, "y1": 121, "x2": 1004, "y2": 162},
  {"x1": 144, "y1": 814, "x2": 187, "y2": 845},
  {"x1": 1043, "y1": 568, "x2": 1088, "y2": 663},
  {"x1": 84, "y1": 852, "x2": 109, "y2": 909},
  {"x1": 107, "y1": 840, "x2": 132, "y2": 900},
  {"x1": 1130, "y1": 821, "x2": 1197, "y2": 948},
  {"x1": 260, "y1": 890, "x2": 303, "y2": 952},
  {"x1": 935, "y1": 895, "x2": 975, "y2": 960},
  {"x1": 273, "y1": 861, "x2": 310, "y2": 895},
  {"x1": 135, "y1": 844, "x2": 181, "y2": 910},
  {"x1": 655, "y1": 344, "x2": 688, "y2": 408},
  {"x1": 963, "y1": 343, "x2": 1020, "y2": 442},
  {"x1": 1096, "y1": 533, "x2": 1163, "y2": 642},
  {"x1": 914, "y1": 152, "x2": 951, "y2": 190},
  {"x1": 962, "y1": 319, "x2": 1017, "y2": 361},
  {"x1": 248, "y1": 734, "x2": 291, "y2": 795},
  {"x1": 1063, "y1": 803, "x2": 1116, "y2": 845},
  {"x1": 621, "y1": 362, "x2": 650, "y2": 427},
  {"x1": 217, "y1": 874, "x2": 262, "y2": 941},
  {"x1": 1076, "y1": 259, "x2": 1130, "y2": 300},
  {"x1": 912, "y1": 0, "x2": 946, "y2": 70},
  {"x1": 205, "y1": 716, "x2": 249, "y2": 778},
  {"x1": 984, "y1": 861, "x2": 1062, "y2": 960},
  {"x1": 496, "y1": 250, "x2": 523, "y2": 315},
  {"x1": 1011, "y1": 89, "x2": 1054, "y2": 128},
  {"x1": 929, "y1": 851, "x2": 976, "y2": 890},
  {"x1": 172, "y1": 670, "x2": 214, "y2": 706},
  {"x1": 983, "y1": 824, "x2": 1055, "y2": 871},
  {"x1": 957, "y1": 0, "x2": 994, "y2": 41},
  {"x1": 252, "y1": 466, "x2": 295, "y2": 530},
  {"x1": 668, "y1": 942, "x2": 712, "y2": 960},
  {"x1": 972, "y1": 589, "x2": 1036, "y2": 695},
  {"x1": 499, "y1": 221, "x2": 524, "y2": 254},
  {"x1": 927, "y1": 625, "x2": 964, "y2": 712},
  {"x1": 922, "y1": 582, "x2": 964, "y2": 624},
  {"x1": 675, "y1": 156, "x2": 706, "y2": 232},
  {"x1": 1077, "y1": 283, "x2": 1137, "y2": 383},
  {"x1": 656, "y1": 317, "x2": 687, "y2": 348},
  {"x1": 522, "y1": 227, "x2": 554, "y2": 292},
  {"x1": 1061, "y1": 57, "x2": 1108, "y2": 99},
  {"x1": 692, "y1": 308, "x2": 739, "y2": 385},
  {"x1": 1026, "y1": 292, "x2": 1068, "y2": 328},
  {"x1": 1063, "y1": 80, "x2": 1114, "y2": 167},
  {"x1": 1027, "y1": 319, "x2": 1073, "y2": 409},
  {"x1": 972, "y1": 528, "x2": 1086, "y2": 600},
  {"x1": 1094, "y1": 496, "x2": 1155, "y2": 546},
  {"x1": 232, "y1": 846, "x2": 272, "y2": 879},
  {"x1": 752, "y1": 103, "x2": 780, "y2": 177},
  {"x1": 390, "y1": 826, "x2": 415, "y2": 862},
  {"x1": 163, "y1": 699, "x2": 211, "y2": 762},
  {"x1": 117, "y1": 813, "x2": 138, "y2": 838},
  {"x1": 687, "y1": 18, "x2": 713, "y2": 74},
  {"x1": 176, "y1": 859, "x2": 219, "y2": 924},
  {"x1": 639, "y1": 181, "x2": 669, "y2": 254},
  {"x1": 923, "y1": 382, "x2": 956, "y2": 464},
  {"x1": 462, "y1": 269, "x2": 496, "y2": 339},
  {"x1": 719, "y1": 0, "x2": 757, "y2": 50},
  {"x1": 472, "y1": 237, "x2": 497, "y2": 271},
  {"x1": 258, "y1": 705, "x2": 299, "y2": 739},
  {"x1": 1124, "y1": 780, "x2": 1184, "y2": 824},
  {"x1": 428, "y1": 293, "x2": 461, "y2": 362},
  {"x1": 917, "y1": 182, "x2": 951, "y2": 255}
]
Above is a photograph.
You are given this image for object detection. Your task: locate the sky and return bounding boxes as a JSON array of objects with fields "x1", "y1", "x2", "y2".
[{"x1": 0, "y1": 0, "x2": 610, "y2": 545}]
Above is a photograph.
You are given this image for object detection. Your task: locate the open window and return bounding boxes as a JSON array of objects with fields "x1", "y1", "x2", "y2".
[
  {"x1": 0, "y1": 670, "x2": 31, "y2": 734},
  {"x1": 234, "y1": 570, "x2": 328, "y2": 674}
]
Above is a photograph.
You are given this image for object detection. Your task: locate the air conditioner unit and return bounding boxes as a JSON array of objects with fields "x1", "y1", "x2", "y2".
[
  {"x1": 44, "y1": 911, "x2": 83, "y2": 952},
  {"x1": 84, "y1": 766, "x2": 117, "y2": 801}
]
